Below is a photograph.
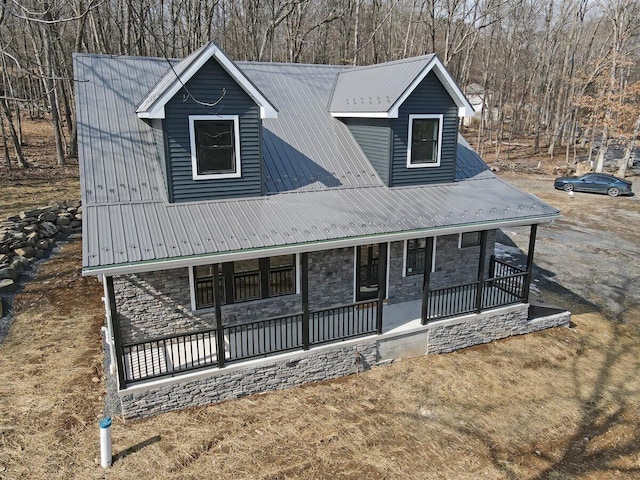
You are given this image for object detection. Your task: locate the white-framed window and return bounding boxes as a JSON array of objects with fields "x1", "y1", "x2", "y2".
[
  {"x1": 459, "y1": 231, "x2": 481, "y2": 248},
  {"x1": 189, "y1": 114, "x2": 241, "y2": 180},
  {"x1": 403, "y1": 237, "x2": 437, "y2": 276},
  {"x1": 189, "y1": 254, "x2": 298, "y2": 310},
  {"x1": 407, "y1": 114, "x2": 443, "y2": 168}
]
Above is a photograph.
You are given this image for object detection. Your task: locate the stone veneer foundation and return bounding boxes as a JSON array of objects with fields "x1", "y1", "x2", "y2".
[{"x1": 114, "y1": 303, "x2": 571, "y2": 418}]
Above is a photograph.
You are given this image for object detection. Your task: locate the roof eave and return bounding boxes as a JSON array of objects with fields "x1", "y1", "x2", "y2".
[{"x1": 82, "y1": 213, "x2": 560, "y2": 277}]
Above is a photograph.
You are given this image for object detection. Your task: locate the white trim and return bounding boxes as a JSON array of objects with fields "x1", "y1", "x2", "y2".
[
  {"x1": 189, "y1": 115, "x2": 242, "y2": 180},
  {"x1": 432, "y1": 236, "x2": 437, "y2": 272},
  {"x1": 402, "y1": 240, "x2": 408, "y2": 278},
  {"x1": 330, "y1": 111, "x2": 394, "y2": 119},
  {"x1": 83, "y1": 215, "x2": 558, "y2": 277},
  {"x1": 385, "y1": 242, "x2": 391, "y2": 298},
  {"x1": 102, "y1": 277, "x2": 119, "y2": 381},
  {"x1": 188, "y1": 265, "x2": 197, "y2": 310},
  {"x1": 136, "y1": 42, "x2": 278, "y2": 120},
  {"x1": 407, "y1": 114, "x2": 443, "y2": 168},
  {"x1": 295, "y1": 252, "x2": 301, "y2": 294},
  {"x1": 389, "y1": 56, "x2": 474, "y2": 118},
  {"x1": 352, "y1": 246, "x2": 357, "y2": 303}
]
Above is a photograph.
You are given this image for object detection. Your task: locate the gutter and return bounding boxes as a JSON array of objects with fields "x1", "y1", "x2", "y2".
[{"x1": 82, "y1": 214, "x2": 559, "y2": 277}]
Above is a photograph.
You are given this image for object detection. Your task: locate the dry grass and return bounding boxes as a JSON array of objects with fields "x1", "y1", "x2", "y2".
[{"x1": 0, "y1": 238, "x2": 639, "y2": 479}]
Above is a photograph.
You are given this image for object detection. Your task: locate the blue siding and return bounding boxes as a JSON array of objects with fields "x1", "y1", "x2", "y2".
[
  {"x1": 164, "y1": 59, "x2": 262, "y2": 202},
  {"x1": 344, "y1": 118, "x2": 391, "y2": 185},
  {"x1": 390, "y1": 72, "x2": 458, "y2": 186}
]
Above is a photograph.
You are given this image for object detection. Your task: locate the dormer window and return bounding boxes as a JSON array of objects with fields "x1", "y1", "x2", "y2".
[
  {"x1": 189, "y1": 115, "x2": 241, "y2": 180},
  {"x1": 407, "y1": 114, "x2": 442, "y2": 168}
]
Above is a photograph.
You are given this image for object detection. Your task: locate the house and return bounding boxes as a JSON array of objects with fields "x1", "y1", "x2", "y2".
[
  {"x1": 74, "y1": 43, "x2": 570, "y2": 418},
  {"x1": 463, "y1": 82, "x2": 492, "y2": 127}
]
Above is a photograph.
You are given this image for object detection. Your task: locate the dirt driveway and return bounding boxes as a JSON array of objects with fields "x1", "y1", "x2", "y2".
[{"x1": 498, "y1": 173, "x2": 640, "y2": 322}]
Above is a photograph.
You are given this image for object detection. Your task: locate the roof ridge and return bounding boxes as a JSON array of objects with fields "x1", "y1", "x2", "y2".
[
  {"x1": 238, "y1": 60, "x2": 348, "y2": 69},
  {"x1": 344, "y1": 54, "x2": 435, "y2": 73}
]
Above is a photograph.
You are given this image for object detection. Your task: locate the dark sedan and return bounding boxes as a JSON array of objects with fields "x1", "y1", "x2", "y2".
[{"x1": 554, "y1": 173, "x2": 633, "y2": 197}]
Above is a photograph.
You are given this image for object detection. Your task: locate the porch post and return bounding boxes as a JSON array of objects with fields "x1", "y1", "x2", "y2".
[
  {"x1": 523, "y1": 223, "x2": 538, "y2": 303},
  {"x1": 301, "y1": 252, "x2": 310, "y2": 350},
  {"x1": 212, "y1": 263, "x2": 225, "y2": 368},
  {"x1": 376, "y1": 242, "x2": 387, "y2": 334},
  {"x1": 105, "y1": 276, "x2": 127, "y2": 389},
  {"x1": 475, "y1": 230, "x2": 488, "y2": 314},
  {"x1": 421, "y1": 237, "x2": 434, "y2": 325}
]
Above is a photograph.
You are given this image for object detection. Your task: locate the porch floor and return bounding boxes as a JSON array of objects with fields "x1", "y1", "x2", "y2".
[{"x1": 382, "y1": 300, "x2": 422, "y2": 333}]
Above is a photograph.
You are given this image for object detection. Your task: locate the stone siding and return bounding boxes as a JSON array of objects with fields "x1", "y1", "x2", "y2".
[
  {"x1": 308, "y1": 248, "x2": 354, "y2": 308},
  {"x1": 387, "y1": 231, "x2": 496, "y2": 304},
  {"x1": 114, "y1": 304, "x2": 571, "y2": 419},
  {"x1": 119, "y1": 340, "x2": 378, "y2": 418},
  {"x1": 114, "y1": 270, "x2": 208, "y2": 343}
]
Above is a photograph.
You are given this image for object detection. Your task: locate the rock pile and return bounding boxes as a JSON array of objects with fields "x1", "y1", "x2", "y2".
[{"x1": 0, "y1": 202, "x2": 82, "y2": 297}]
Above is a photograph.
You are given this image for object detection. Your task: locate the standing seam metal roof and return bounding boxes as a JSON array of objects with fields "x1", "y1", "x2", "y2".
[{"x1": 74, "y1": 53, "x2": 559, "y2": 273}]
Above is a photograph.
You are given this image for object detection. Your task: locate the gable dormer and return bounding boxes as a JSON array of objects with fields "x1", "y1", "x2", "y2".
[
  {"x1": 330, "y1": 55, "x2": 473, "y2": 187},
  {"x1": 136, "y1": 42, "x2": 277, "y2": 203}
]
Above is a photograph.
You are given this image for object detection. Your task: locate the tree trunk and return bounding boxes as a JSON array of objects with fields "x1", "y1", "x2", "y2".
[
  {"x1": 0, "y1": 100, "x2": 27, "y2": 168},
  {"x1": 617, "y1": 113, "x2": 640, "y2": 177}
]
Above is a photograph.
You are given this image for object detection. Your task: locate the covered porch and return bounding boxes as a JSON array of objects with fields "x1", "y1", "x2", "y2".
[{"x1": 108, "y1": 225, "x2": 539, "y2": 388}]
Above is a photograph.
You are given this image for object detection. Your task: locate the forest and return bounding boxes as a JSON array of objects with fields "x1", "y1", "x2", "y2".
[{"x1": 0, "y1": 0, "x2": 638, "y2": 176}]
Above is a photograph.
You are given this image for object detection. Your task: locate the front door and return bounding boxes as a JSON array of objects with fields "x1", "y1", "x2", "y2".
[{"x1": 356, "y1": 244, "x2": 385, "y2": 301}]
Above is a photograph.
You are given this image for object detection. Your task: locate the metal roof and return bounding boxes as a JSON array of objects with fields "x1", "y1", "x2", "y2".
[
  {"x1": 82, "y1": 178, "x2": 558, "y2": 274},
  {"x1": 239, "y1": 62, "x2": 382, "y2": 193},
  {"x1": 329, "y1": 55, "x2": 474, "y2": 117},
  {"x1": 74, "y1": 53, "x2": 559, "y2": 275}
]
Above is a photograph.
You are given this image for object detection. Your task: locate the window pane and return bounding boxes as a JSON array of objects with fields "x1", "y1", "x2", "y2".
[
  {"x1": 194, "y1": 265, "x2": 225, "y2": 307},
  {"x1": 461, "y1": 232, "x2": 481, "y2": 247},
  {"x1": 233, "y1": 259, "x2": 261, "y2": 301},
  {"x1": 411, "y1": 119, "x2": 439, "y2": 164},
  {"x1": 194, "y1": 120, "x2": 236, "y2": 175},
  {"x1": 269, "y1": 255, "x2": 296, "y2": 296}
]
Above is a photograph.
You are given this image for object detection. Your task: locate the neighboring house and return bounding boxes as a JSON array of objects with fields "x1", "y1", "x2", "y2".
[
  {"x1": 74, "y1": 42, "x2": 569, "y2": 418},
  {"x1": 463, "y1": 82, "x2": 491, "y2": 127}
]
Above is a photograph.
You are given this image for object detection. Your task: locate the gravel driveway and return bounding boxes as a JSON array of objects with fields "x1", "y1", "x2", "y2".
[{"x1": 497, "y1": 173, "x2": 640, "y2": 322}]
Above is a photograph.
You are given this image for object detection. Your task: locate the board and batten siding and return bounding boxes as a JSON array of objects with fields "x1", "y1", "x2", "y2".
[
  {"x1": 344, "y1": 118, "x2": 392, "y2": 185},
  {"x1": 390, "y1": 71, "x2": 458, "y2": 186},
  {"x1": 164, "y1": 58, "x2": 263, "y2": 203}
]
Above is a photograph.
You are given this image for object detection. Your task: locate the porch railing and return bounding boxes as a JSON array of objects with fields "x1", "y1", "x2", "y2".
[
  {"x1": 310, "y1": 300, "x2": 378, "y2": 346},
  {"x1": 119, "y1": 259, "x2": 529, "y2": 386},
  {"x1": 425, "y1": 269, "x2": 529, "y2": 322},
  {"x1": 121, "y1": 300, "x2": 379, "y2": 386}
]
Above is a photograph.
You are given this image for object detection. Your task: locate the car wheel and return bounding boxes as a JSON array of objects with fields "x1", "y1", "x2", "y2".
[
  {"x1": 607, "y1": 187, "x2": 620, "y2": 197},
  {"x1": 563, "y1": 183, "x2": 574, "y2": 192}
]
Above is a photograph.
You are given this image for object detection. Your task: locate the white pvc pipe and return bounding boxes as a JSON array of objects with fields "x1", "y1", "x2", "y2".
[{"x1": 99, "y1": 417, "x2": 112, "y2": 468}]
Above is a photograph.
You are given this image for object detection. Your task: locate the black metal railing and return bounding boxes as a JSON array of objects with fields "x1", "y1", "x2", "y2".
[
  {"x1": 426, "y1": 281, "x2": 479, "y2": 321},
  {"x1": 491, "y1": 256, "x2": 526, "y2": 277},
  {"x1": 122, "y1": 327, "x2": 219, "y2": 384},
  {"x1": 120, "y1": 300, "x2": 380, "y2": 386},
  {"x1": 424, "y1": 260, "x2": 529, "y2": 322},
  {"x1": 483, "y1": 272, "x2": 528, "y2": 309},
  {"x1": 310, "y1": 300, "x2": 378, "y2": 346},
  {"x1": 223, "y1": 313, "x2": 303, "y2": 363}
]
